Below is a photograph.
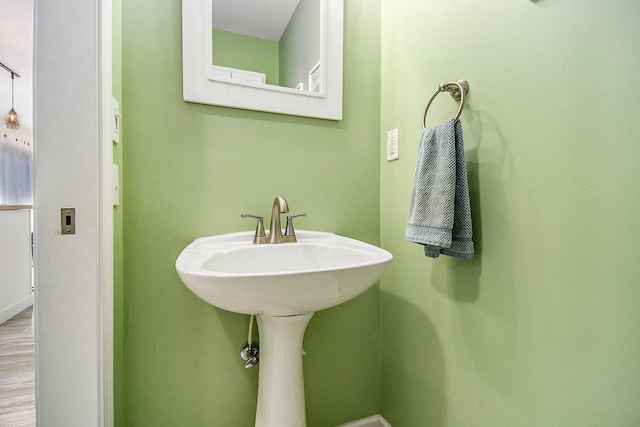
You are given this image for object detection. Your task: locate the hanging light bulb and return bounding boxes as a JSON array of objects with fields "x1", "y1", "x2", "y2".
[{"x1": 5, "y1": 72, "x2": 20, "y2": 129}]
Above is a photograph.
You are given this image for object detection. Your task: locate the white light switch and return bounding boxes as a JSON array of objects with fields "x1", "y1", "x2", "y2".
[{"x1": 387, "y1": 128, "x2": 399, "y2": 161}]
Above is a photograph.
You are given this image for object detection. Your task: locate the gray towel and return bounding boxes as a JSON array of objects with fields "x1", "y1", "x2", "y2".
[{"x1": 404, "y1": 117, "x2": 474, "y2": 259}]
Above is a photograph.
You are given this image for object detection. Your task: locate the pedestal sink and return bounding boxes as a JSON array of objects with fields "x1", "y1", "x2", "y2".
[{"x1": 176, "y1": 230, "x2": 392, "y2": 427}]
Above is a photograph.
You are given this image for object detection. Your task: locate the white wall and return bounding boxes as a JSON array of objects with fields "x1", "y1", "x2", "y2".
[
  {"x1": 0, "y1": 209, "x2": 32, "y2": 324},
  {"x1": 33, "y1": 0, "x2": 112, "y2": 424},
  {"x1": 279, "y1": 0, "x2": 321, "y2": 89}
]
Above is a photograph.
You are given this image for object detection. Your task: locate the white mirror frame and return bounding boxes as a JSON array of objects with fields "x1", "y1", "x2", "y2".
[{"x1": 182, "y1": 0, "x2": 343, "y2": 120}]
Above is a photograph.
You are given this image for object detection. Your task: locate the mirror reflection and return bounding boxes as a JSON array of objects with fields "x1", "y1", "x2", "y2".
[{"x1": 211, "y1": 0, "x2": 322, "y2": 92}]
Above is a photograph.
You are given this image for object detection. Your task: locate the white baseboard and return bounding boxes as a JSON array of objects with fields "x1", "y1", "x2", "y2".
[
  {"x1": 336, "y1": 414, "x2": 392, "y2": 427},
  {"x1": 0, "y1": 295, "x2": 33, "y2": 324}
]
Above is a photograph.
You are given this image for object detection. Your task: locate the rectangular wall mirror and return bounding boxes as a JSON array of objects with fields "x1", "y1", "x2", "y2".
[{"x1": 182, "y1": 0, "x2": 344, "y2": 120}]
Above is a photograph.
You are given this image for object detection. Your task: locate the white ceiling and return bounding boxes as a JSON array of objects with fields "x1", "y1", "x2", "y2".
[
  {"x1": 0, "y1": 0, "x2": 32, "y2": 131},
  {"x1": 211, "y1": 0, "x2": 301, "y2": 41}
]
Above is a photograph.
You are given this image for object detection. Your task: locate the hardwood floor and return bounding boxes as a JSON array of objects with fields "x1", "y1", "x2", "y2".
[{"x1": 0, "y1": 306, "x2": 35, "y2": 426}]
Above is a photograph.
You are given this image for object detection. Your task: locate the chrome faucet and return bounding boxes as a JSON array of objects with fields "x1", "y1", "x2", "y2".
[{"x1": 241, "y1": 196, "x2": 306, "y2": 244}]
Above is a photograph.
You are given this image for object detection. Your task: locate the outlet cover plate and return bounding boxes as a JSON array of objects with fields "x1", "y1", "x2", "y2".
[{"x1": 387, "y1": 128, "x2": 399, "y2": 161}]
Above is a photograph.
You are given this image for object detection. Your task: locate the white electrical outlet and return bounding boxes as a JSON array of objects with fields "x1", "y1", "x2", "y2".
[{"x1": 387, "y1": 128, "x2": 399, "y2": 161}]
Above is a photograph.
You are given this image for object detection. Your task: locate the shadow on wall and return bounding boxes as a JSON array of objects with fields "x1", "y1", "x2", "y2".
[
  {"x1": 429, "y1": 104, "x2": 523, "y2": 397},
  {"x1": 427, "y1": 99, "x2": 519, "y2": 303},
  {"x1": 429, "y1": 154, "x2": 482, "y2": 302},
  {"x1": 381, "y1": 293, "x2": 445, "y2": 426},
  {"x1": 529, "y1": 0, "x2": 562, "y2": 7},
  {"x1": 428, "y1": 103, "x2": 488, "y2": 304}
]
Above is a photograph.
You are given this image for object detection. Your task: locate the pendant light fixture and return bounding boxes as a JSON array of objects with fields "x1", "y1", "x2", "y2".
[{"x1": 1, "y1": 62, "x2": 21, "y2": 130}]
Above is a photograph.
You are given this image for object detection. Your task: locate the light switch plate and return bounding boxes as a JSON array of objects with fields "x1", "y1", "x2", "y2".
[
  {"x1": 61, "y1": 208, "x2": 76, "y2": 235},
  {"x1": 387, "y1": 128, "x2": 399, "y2": 161}
]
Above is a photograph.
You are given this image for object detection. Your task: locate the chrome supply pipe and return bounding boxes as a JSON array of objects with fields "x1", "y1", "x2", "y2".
[{"x1": 240, "y1": 315, "x2": 260, "y2": 368}]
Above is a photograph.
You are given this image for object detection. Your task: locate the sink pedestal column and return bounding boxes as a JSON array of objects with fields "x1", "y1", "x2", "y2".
[{"x1": 255, "y1": 312, "x2": 314, "y2": 427}]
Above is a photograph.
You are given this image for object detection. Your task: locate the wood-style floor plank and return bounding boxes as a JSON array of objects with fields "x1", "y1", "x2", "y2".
[{"x1": 0, "y1": 307, "x2": 35, "y2": 426}]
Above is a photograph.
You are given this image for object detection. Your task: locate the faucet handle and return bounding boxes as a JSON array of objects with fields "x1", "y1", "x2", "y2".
[
  {"x1": 283, "y1": 213, "x2": 307, "y2": 242},
  {"x1": 241, "y1": 213, "x2": 267, "y2": 244}
]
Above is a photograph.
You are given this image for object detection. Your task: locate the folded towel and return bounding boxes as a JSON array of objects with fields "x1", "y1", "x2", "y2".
[{"x1": 404, "y1": 117, "x2": 474, "y2": 259}]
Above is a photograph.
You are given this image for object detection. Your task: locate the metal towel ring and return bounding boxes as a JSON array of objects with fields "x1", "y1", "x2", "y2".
[{"x1": 421, "y1": 80, "x2": 469, "y2": 129}]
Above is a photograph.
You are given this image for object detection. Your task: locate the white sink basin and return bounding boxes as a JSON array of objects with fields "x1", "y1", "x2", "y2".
[
  {"x1": 176, "y1": 230, "x2": 392, "y2": 316},
  {"x1": 176, "y1": 228, "x2": 392, "y2": 426}
]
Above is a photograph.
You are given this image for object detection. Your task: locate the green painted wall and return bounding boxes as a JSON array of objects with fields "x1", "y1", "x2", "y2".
[
  {"x1": 380, "y1": 1, "x2": 640, "y2": 426},
  {"x1": 121, "y1": 1, "x2": 380, "y2": 425},
  {"x1": 212, "y1": 28, "x2": 280, "y2": 86}
]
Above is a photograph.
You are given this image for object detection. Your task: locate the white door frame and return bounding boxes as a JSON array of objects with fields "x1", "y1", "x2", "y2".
[{"x1": 33, "y1": 0, "x2": 113, "y2": 425}]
